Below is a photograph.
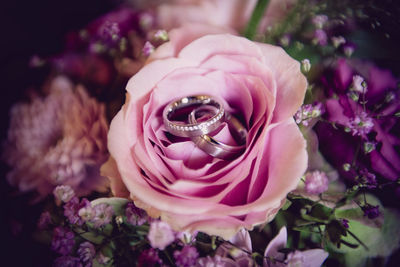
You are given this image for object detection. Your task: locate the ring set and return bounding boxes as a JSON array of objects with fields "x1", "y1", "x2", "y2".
[{"x1": 163, "y1": 95, "x2": 247, "y2": 160}]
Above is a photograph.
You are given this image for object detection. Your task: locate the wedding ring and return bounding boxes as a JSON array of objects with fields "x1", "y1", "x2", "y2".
[
  {"x1": 163, "y1": 95, "x2": 225, "y2": 138},
  {"x1": 189, "y1": 107, "x2": 247, "y2": 160}
]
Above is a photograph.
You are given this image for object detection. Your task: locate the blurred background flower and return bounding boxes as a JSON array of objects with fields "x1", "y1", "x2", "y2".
[{"x1": 2, "y1": 76, "x2": 109, "y2": 199}]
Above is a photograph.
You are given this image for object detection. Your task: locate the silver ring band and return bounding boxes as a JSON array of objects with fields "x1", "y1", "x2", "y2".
[
  {"x1": 189, "y1": 107, "x2": 247, "y2": 160},
  {"x1": 163, "y1": 95, "x2": 225, "y2": 138}
]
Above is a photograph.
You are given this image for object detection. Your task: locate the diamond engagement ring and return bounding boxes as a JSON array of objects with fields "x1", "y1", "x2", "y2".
[
  {"x1": 163, "y1": 95, "x2": 225, "y2": 138},
  {"x1": 188, "y1": 106, "x2": 247, "y2": 160}
]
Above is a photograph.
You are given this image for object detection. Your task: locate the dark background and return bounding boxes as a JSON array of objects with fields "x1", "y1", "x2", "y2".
[{"x1": 0, "y1": 0, "x2": 119, "y2": 265}]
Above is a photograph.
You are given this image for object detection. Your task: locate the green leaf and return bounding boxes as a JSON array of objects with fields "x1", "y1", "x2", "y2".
[
  {"x1": 91, "y1": 197, "x2": 129, "y2": 216},
  {"x1": 329, "y1": 208, "x2": 400, "y2": 267},
  {"x1": 281, "y1": 199, "x2": 292, "y2": 210},
  {"x1": 326, "y1": 220, "x2": 347, "y2": 245},
  {"x1": 80, "y1": 231, "x2": 105, "y2": 245},
  {"x1": 334, "y1": 194, "x2": 383, "y2": 228},
  {"x1": 310, "y1": 204, "x2": 333, "y2": 221}
]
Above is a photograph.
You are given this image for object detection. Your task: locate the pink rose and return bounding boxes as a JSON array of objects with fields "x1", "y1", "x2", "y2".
[
  {"x1": 156, "y1": 0, "x2": 296, "y2": 33},
  {"x1": 104, "y1": 24, "x2": 307, "y2": 239}
]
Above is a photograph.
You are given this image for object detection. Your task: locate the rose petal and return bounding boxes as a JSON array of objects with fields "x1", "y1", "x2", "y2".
[{"x1": 257, "y1": 43, "x2": 307, "y2": 122}]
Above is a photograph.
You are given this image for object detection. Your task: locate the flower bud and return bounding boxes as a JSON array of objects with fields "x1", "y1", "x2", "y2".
[{"x1": 301, "y1": 59, "x2": 311, "y2": 73}]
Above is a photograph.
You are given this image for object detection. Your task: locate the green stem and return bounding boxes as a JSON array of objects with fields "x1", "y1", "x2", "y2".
[
  {"x1": 244, "y1": 0, "x2": 270, "y2": 40},
  {"x1": 163, "y1": 250, "x2": 174, "y2": 265}
]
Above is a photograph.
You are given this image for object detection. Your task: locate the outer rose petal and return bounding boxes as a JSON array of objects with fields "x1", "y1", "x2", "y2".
[
  {"x1": 100, "y1": 157, "x2": 130, "y2": 198},
  {"x1": 256, "y1": 43, "x2": 307, "y2": 122}
]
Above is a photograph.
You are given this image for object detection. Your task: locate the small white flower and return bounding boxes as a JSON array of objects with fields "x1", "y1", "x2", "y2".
[
  {"x1": 53, "y1": 185, "x2": 75, "y2": 203},
  {"x1": 147, "y1": 221, "x2": 175, "y2": 250},
  {"x1": 351, "y1": 75, "x2": 367, "y2": 93}
]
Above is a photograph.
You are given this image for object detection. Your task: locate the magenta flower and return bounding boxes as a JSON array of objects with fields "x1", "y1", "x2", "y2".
[
  {"x1": 138, "y1": 248, "x2": 162, "y2": 267},
  {"x1": 345, "y1": 111, "x2": 374, "y2": 137},
  {"x1": 315, "y1": 58, "x2": 399, "y2": 184},
  {"x1": 174, "y1": 245, "x2": 199, "y2": 267},
  {"x1": 3, "y1": 76, "x2": 109, "y2": 199}
]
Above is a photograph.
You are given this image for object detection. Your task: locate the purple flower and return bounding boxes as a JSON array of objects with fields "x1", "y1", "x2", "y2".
[
  {"x1": 99, "y1": 21, "x2": 121, "y2": 44},
  {"x1": 51, "y1": 227, "x2": 75, "y2": 255},
  {"x1": 125, "y1": 202, "x2": 147, "y2": 226},
  {"x1": 331, "y1": 36, "x2": 346, "y2": 48},
  {"x1": 86, "y1": 8, "x2": 139, "y2": 45},
  {"x1": 313, "y1": 29, "x2": 328, "y2": 46},
  {"x1": 340, "y1": 219, "x2": 349, "y2": 228},
  {"x1": 2, "y1": 76, "x2": 109, "y2": 199},
  {"x1": 358, "y1": 169, "x2": 377, "y2": 189},
  {"x1": 153, "y1": 30, "x2": 169, "y2": 42},
  {"x1": 305, "y1": 171, "x2": 329, "y2": 195},
  {"x1": 95, "y1": 253, "x2": 110, "y2": 265},
  {"x1": 53, "y1": 256, "x2": 82, "y2": 267},
  {"x1": 346, "y1": 111, "x2": 374, "y2": 137},
  {"x1": 195, "y1": 255, "x2": 238, "y2": 266},
  {"x1": 176, "y1": 231, "x2": 198, "y2": 244},
  {"x1": 315, "y1": 58, "x2": 399, "y2": 184},
  {"x1": 295, "y1": 103, "x2": 324, "y2": 126},
  {"x1": 139, "y1": 12, "x2": 155, "y2": 31},
  {"x1": 312, "y1": 15, "x2": 328, "y2": 29},
  {"x1": 362, "y1": 204, "x2": 380, "y2": 219},
  {"x1": 351, "y1": 75, "x2": 367, "y2": 93},
  {"x1": 54, "y1": 185, "x2": 75, "y2": 203},
  {"x1": 174, "y1": 246, "x2": 199, "y2": 267},
  {"x1": 147, "y1": 221, "x2": 175, "y2": 250},
  {"x1": 77, "y1": 242, "x2": 96, "y2": 266},
  {"x1": 64, "y1": 197, "x2": 91, "y2": 225},
  {"x1": 90, "y1": 203, "x2": 114, "y2": 228},
  {"x1": 138, "y1": 248, "x2": 162, "y2": 267},
  {"x1": 37, "y1": 211, "x2": 52, "y2": 230},
  {"x1": 78, "y1": 203, "x2": 96, "y2": 223},
  {"x1": 142, "y1": 41, "x2": 155, "y2": 57},
  {"x1": 343, "y1": 43, "x2": 356, "y2": 57}
]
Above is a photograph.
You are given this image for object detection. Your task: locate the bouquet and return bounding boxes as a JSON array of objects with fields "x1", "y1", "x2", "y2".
[{"x1": 2, "y1": 0, "x2": 400, "y2": 266}]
